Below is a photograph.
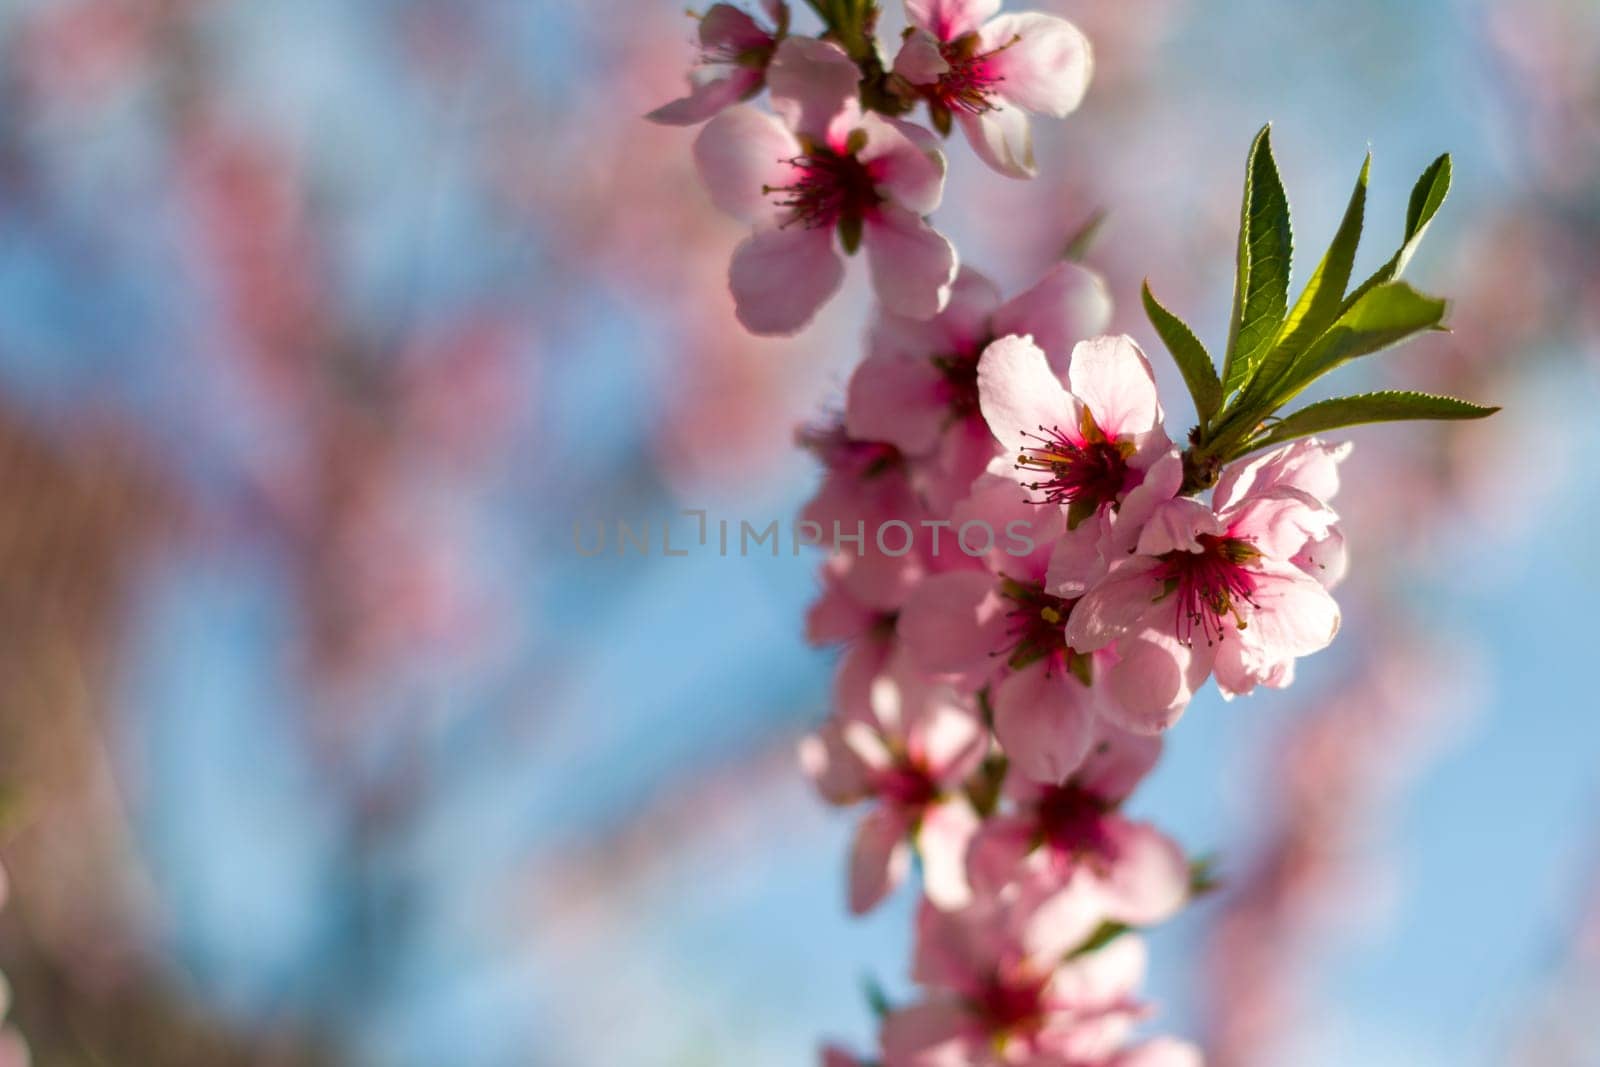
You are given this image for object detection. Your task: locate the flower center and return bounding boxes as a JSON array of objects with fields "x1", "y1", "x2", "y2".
[
  {"x1": 1156, "y1": 533, "x2": 1261, "y2": 646},
  {"x1": 929, "y1": 34, "x2": 1016, "y2": 116},
  {"x1": 1015, "y1": 410, "x2": 1133, "y2": 514},
  {"x1": 874, "y1": 764, "x2": 940, "y2": 809},
  {"x1": 1034, "y1": 784, "x2": 1118, "y2": 872},
  {"x1": 974, "y1": 968, "x2": 1048, "y2": 1035},
  {"x1": 996, "y1": 578, "x2": 1088, "y2": 678},
  {"x1": 764, "y1": 148, "x2": 880, "y2": 230},
  {"x1": 932, "y1": 352, "x2": 982, "y2": 417},
  {"x1": 797, "y1": 419, "x2": 902, "y2": 478}
]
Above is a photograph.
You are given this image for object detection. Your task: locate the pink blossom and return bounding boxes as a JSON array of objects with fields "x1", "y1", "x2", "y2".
[
  {"x1": 846, "y1": 264, "x2": 1112, "y2": 512},
  {"x1": 800, "y1": 665, "x2": 988, "y2": 913},
  {"x1": 694, "y1": 37, "x2": 957, "y2": 334},
  {"x1": 1067, "y1": 441, "x2": 1345, "y2": 703},
  {"x1": 820, "y1": 1045, "x2": 865, "y2": 1067},
  {"x1": 881, "y1": 894, "x2": 1148, "y2": 1066},
  {"x1": 969, "y1": 724, "x2": 1190, "y2": 928},
  {"x1": 799, "y1": 422, "x2": 937, "y2": 614},
  {"x1": 893, "y1": 1, "x2": 1093, "y2": 178},
  {"x1": 977, "y1": 333, "x2": 1177, "y2": 530},
  {"x1": 647, "y1": 2, "x2": 789, "y2": 126}
]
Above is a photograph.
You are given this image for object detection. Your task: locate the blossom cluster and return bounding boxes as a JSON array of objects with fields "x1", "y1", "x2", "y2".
[
  {"x1": 651, "y1": 0, "x2": 1091, "y2": 334},
  {"x1": 648, "y1": 3, "x2": 1474, "y2": 1065}
]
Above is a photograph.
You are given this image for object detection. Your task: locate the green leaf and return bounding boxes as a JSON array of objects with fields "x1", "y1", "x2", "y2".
[
  {"x1": 862, "y1": 974, "x2": 893, "y2": 1020},
  {"x1": 1341, "y1": 153, "x2": 1451, "y2": 312},
  {"x1": 1221, "y1": 125, "x2": 1294, "y2": 397},
  {"x1": 1275, "y1": 152, "x2": 1370, "y2": 361},
  {"x1": 1247, "y1": 389, "x2": 1500, "y2": 451},
  {"x1": 1264, "y1": 280, "x2": 1447, "y2": 409},
  {"x1": 1142, "y1": 280, "x2": 1223, "y2": 422}
]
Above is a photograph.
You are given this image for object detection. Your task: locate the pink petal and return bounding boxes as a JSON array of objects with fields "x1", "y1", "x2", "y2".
[
  {"x1": 949, "y1": 469, "x2": 1064, "y2": 582},
  {"x1": 864, "y1": 203, "x2": 958, "y2": 321},
  {"x1": 799, "y1": 719, "x2": 876, "y2": 804},
  {"x1": 1064, "y1": 557, "x2": 1164, "y2": 652},
  {"x1": 1107, "y1": 450, "x2": 1183, "y2": 556},
  {"x1": 1294, "y1": 527, "x2": 1348, "y2": 589},
  {"x1": 729, "y1": 225, "x2": 844, "y2": 335},
  {"x1": 1096, "y1": 816, "x2": 1190, "y2": 925},
  {"x1": 1133, "y1": 497, "x2": 1222, "y2": 556},
  {"x1": 992, "y1": 662, "x2": 1097, "y2": 784},
  {"x1": 1223, "y1": 485, "x2": 1336, "y2": 560},
  {"x1": 911, "y1": 900, "x2": 991, "y2": 993},
  {"x1": 905, "y1": 0, "x2": 1001, "y2": 40},
  {"x1": 917, "y1": 417, "x2": 1003, "y2": 516},
  {"x1": 976, "y1": 334, "x2": 1079, "y2": 456},
  {"x1": 1047, "y1": 931, "x2": 1147, "y2": 1008},
  {"x1": 699, "y1": 3, "x2": 772, "y2": 52},
  {"x1": 767, "y1": 36, "x2": 860, "y2": 141},
  {"x1": 1073, "y1": 722, "x2": 1162, "y2": 801},
  {"x1": 1214, "y1": 437, "x2": 1352, "y2": 511},
  {"x1": 692, "y1": 106, "x2": 800, "y2": 222},
  {"x1": 845, "y1": 351, "x2": 948, "y2": 454},
  {"x1": 958, "y1": 105, "x2": 1036, "y2": 179},
  {"x1": 647, "y1": 67, "x2": 764, "y2": 126},
  {"x1": 899, "y1": 570, "x2": 1008, "y2": 680},
  {"x1": 918, "y1": 798, "x2": 980, "y2": 910},
  {"x1": 1045, "y1": 514, "x2": 1108, "y2": 597},
  {"x1": 858, "y1": 114, "x2": 948, "y2": 217},
  {"x1": 1067, "y1": 334, "x2": 1163, "y2": 440},
  {"x1": 990, "y1": 263, "x2": 1113, "y2": 373},
  {"x1": 1101, "y1": 630, "x2": 1207, "y2": 735},
  {"x1": 893, "y1": 27, "x2": 951, "y2": 84},
  {"x1": 1017, "y1": 875, "x2": 1107, "y2": 963},
  {"x1": 1236, "y1": 560, "x2": 1341, "y2": 661},
  {"x1": 908, "y1": 698, "x2": 988, "y2": 782},
  {"x1": 880, "y1": 1000, "x2": 980, "y2": 1067},
  {"x1": 1109, "y1": 1039, "x2": 1206, "y2": 1067},
  {"x1": 821, "y1": 1045, "x2": 864, "y2": 1067},
  {"x1": 966, "y1": 815, "x2": 1038, "y2": 897},
  {"x1": 850, "y1": 805, "x2": 915, "y2": 914},
  {"x1": 870, "y1": 266, "x2": 1002, "y2": 364},
  {"x1": 981, "y1": 12, "x2": 1093, "y2": 118}
]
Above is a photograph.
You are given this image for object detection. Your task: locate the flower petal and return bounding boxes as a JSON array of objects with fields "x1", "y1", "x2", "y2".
[
  {"x1": 767, "y1": 36, "x2": 860, "y2": 140},
  {"x1": 850, "y1": 805, "x2": 915, "y2": 914},
  {"x1": 859, "y1": 114, "x2": 948, "y2": 216},
  {"x1": 993, "y1": 662, "x2": 1097, "y2": 783},
  {"x1": 880, "y1": 1000, "x2": 980, "y2": 1067},
  {"x1": 647, "y1": 67, "x2": 764, "y2": 126},
  {"x1": 1067, "y1": 334, "x2": 1163, "y2": 441},
  {"x1": 957, "y1": 105, "x2": 1036, "y2": 179},
  {"x1": 976, "y1": 334, "x2": 1079, "y2": 456},
  {"x1": 729, "y1": 225, "x2": 844, "y2": 335},
  {"x1": 893, "y1": 27, "x2": 951, "y2": 84},
  {"x1": 981, "y1": 12, "x2": 1093, "y2": 118},
  {"x1": 1064, "y1": 557, "x2": 1164, "y2": 652},
  {"x1": 864, "y1": 203, "x2": 958, "y2": 321},
  {"x1": 1101, "y1": 629, "x2": 1208, "y2": 734},
  {"x1": 905, "y1": 0, "x2": 1001, "y2": 40},
  {"x1": 990, "y1": 262, "x2": 1113, "y2": 373},
  {"x1": 918, "y1": 798, "x2": 980, "y2": 910},
  {"x1": 845, "y1": 351, "x2": 948, "y2": 454},
  {"x1": 899, "y1": 570, "x2": 1008, "y2": 680},
  {"x1": 692, "y1": 106, "x2": 800, "y2": 222},
  {"x1": 1096, "y1": 816, "x2": 1190, "y2": 925}
]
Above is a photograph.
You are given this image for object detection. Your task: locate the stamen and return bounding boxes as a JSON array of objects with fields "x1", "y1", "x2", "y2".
[
  {"x1": 1155, "y1": 534, "x2": 1262, "y2": 646},
  {"x1": 928, "y1": 33, "x2": 1023, "y2": 116},
  {"x1": 1014, "y1": 421, "x2": 1132, "y2": 510},
  {"x1": 763, "y1": 149, "x2": 880, "y2": 230}
]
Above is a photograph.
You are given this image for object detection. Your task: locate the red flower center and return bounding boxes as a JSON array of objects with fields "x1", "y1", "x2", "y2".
[
  {"x1": 974, "y1": 968, "x2": 1049, "y2": 1034},
  {"x1": 928, "y1": 34, "x2": 1018, "y2": 116},
  {"x1": 1015, "y1": 411, "x2": 1133, "y2": 514},
  {"x1": 1035, "y1": 784, "x2": 1118, "y2": 872},
  {"x1": 996, "y1": 578, "x2": 1087, "y2": 678},
  {"x1": 874, "y1": 764, "x2": 940, "y2": 809},
  {"x1": 765, "y1": 148, "x2": 880, "y2": 230},
  {"x1": 933, "y1": 351, "x2": 982, "y2": 417},
  {"x1": 1156, "y1": 533, "x2": 1261, "y2": 646}
]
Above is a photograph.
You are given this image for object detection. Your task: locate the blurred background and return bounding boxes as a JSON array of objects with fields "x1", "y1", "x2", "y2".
[{"x1": 0, "y1": 0, "x2": 1597, "y2": 1064}]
